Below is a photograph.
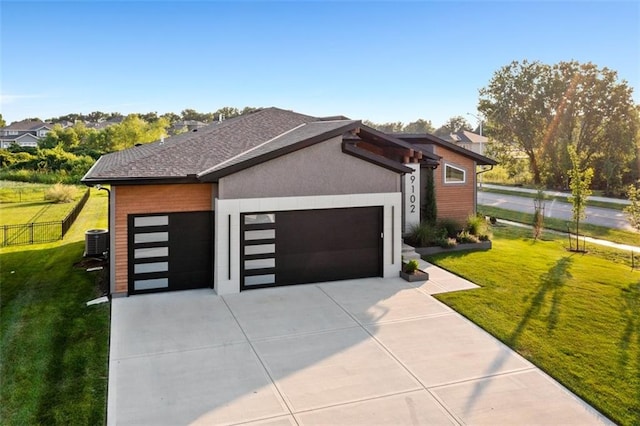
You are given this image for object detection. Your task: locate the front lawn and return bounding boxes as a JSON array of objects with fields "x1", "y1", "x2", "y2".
[
  {"x1": 429, "y1": 225, "x2": 639, "y2": 425},
  {"x1": 479, "y1": 204, "x2": 640, "y2": 247},
  {"x1": 0, "y1": 189, "x2": 110, "y2": 425}
]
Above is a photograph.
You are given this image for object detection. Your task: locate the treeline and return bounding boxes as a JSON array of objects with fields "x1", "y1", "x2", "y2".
[
  {"x1": 480, "y1": 60, "x2": 639, "y2": 195},
  {"x1": 0, "y1": 106, "x2": 259, "y2": 184}
]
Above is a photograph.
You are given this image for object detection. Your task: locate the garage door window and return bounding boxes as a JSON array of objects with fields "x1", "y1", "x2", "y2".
[{"x1": 241, "y1": 212, "x2": 277, "y2": 289}]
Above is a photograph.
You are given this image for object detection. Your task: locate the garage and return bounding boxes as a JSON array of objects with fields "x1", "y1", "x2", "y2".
[
  {"x1": 240, "y1": 207, "x2": 383, "y2": 290},
  {"x1": 128, "y1": 211, "x2": 213, "y2": 294}
]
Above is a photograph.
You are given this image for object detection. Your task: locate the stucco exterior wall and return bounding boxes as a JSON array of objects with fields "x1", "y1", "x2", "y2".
[
  {"x1": 112, "y1": 183, "x2": 215, "y2": 294},
  {"x1": 218, "y1": 136, "x2": 401, "y2": 199},
  {"x1": 432, "y1": 146, "x2": 477, "y2": 225}
]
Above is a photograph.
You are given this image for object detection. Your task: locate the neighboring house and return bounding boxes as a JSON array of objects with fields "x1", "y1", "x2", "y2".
[
  {"x1": 441, "y1": 130, "x2": 488, "y2": 156},
  {"x1": 168, "y1": 120, "x2": 207, "y2": 135},
  {"x1": 392, "y1": 133, "x2": 497, "y2": 224},
  {"x1": 82, "y1": 107, "x2": 493, "y2": 297},
  {"x1": 0, "y1": 120, "x2": 53, "y2": 149}
]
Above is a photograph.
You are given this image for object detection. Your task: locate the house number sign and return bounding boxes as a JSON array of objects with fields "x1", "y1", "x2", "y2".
[{"x1": 403, "y1": 163, "x2": 420, "y2": 233}]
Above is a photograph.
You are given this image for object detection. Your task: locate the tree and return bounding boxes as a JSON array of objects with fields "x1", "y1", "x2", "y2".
[
  {"x1": 404, "y1": 119, "x2": 435, "y2": 134},
  {"x1": 0, "y1": 113, "x2": 6, "y2": 127},
  {"x1": 567, "y1": 145, "x2": 593, "y2": 251},
  {"x1": 160, "y1": 112, "x2": 181, "y2": 125},
  {"x1": 363, "y1": 120, "x2": 405, "y2": 133},
  {"x1": 421, "y1": 168, "x2": 437, "y2": 224},
  {"x1": 433, "y1": 116, "x2": 473, "y2": 137},
  {"x1": 479, "y1": 60, "x2": 638, "y2": 188},
  {"x1": 180, "y1": 109, "x2": 214, "y2": 122},
  {"x1": 623, "y1": 181, "x2": 640, "y2": 232}
]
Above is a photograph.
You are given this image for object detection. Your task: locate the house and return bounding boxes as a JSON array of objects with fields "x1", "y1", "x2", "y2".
[
  {"x1": 0, "y1": 119, "x2": 53, "y2": 149},
  {"x1": 392, "y1": 133, "x2": 497, "y2": 224},
  {"x1": 168, "y1": 120, "x2": 208, "y2": 135},
  {"x1": 82, "y1": 107, "x2": 493, "y2": 297},
  {"x1": 441, "y1": 130, "x2": 488, "y2": 156}
]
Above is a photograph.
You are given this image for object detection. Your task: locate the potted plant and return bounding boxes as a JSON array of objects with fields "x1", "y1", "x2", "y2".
[{"x1": 400, "y1": 259, "x2": 429, "y2": 282}]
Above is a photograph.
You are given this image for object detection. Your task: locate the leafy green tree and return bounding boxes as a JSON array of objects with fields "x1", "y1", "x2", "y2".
[
  {"x1": 623, "y1": 181, "x2": 640, "y2": 231},
  {"x1": 214, "y1": 107, "x2": 240, "y2": 121},
  {"x1": 479, "y1": 60, "x2": 638, "y2": 188},
  {"x1": 160, "y1": 112, "x2": 181, "y2": 125},
  {"x1": 109, "y1": 114, "x2": 169, "y2": 150},
  {"x1": 0, "y1": 113, "x2": 6, "y2": 127},
  {"x1": 180, "y1": 109, "x2": 214, "y2": 122},
  {"x1": 433, "y1": 116, "x2": 473, "y2": 137},
  {"x1": 363, "y1": 120, "x2": 405, "y2": 133},
  {"x1": 567, "y1": 145, "x2": 593, "y2": 250},
  {"x1": 404, "y1": 119, "x2": 435, "y2": 134}
]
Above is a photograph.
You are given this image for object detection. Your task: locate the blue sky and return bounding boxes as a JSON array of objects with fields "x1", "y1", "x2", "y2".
[{"x1": 1, "y1": 1, "x2": 638, "y2": 127}]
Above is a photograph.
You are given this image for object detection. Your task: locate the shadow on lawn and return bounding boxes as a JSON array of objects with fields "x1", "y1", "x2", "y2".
[
  {"x1": 619, "y1": 280, "x2": 640, "y2": 409},
  {"x1": 462, "y1": 256, "x2": 573, "y2": 418},
  {"x1": 510, "y1": 256, "x2": 573, "y2": 343}
]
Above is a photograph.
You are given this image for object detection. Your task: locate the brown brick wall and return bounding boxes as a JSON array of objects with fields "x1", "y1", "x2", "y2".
[
  {"x1": 113, "y1": 184, "x2": 213, "y2": 294},
  {"x1": 433, "y1": 147, "x2": 477, "y2": 225}
]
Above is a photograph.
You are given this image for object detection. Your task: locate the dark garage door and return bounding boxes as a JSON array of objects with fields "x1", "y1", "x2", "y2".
[
  {"x1": 241, "y1": 207, "x2": 382, "y2": 290},
  {"x1": 128, "y1": 211, "x2": 213, "y2": 294}
]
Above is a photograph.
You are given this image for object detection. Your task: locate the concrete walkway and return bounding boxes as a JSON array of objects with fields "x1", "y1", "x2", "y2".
[{"x1": 108, "y1": 272, "x2": 612, "y2": 425}]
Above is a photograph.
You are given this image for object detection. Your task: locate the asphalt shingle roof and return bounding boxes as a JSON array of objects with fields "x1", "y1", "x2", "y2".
[{"x1": 84, "y1": 107, "x2": 317, "y2": 181}]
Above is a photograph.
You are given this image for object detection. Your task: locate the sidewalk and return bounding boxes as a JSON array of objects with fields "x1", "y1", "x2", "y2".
[{"x1": 482, "y1": 183, "x2": 630, "y2": 206}]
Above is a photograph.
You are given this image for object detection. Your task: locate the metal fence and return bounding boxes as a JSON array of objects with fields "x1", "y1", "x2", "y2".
[{"x1": 1, "y1": 189, "x2": 90, "y2": 247}]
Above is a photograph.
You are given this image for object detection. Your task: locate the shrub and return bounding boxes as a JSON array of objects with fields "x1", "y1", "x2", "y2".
[
  {"x1": 437, "y1": 218, "x2": 462, "y2": 238},
  {"x1": 438, "y1": 237, "x2": 458, "y2": 248},
  {"x1": 45, "y1": 183, "x2": 77, "y2": 203},
  {"x1": 478, "y1": 233, "x2": 491, "y2": 242},
  {"x1": 404, "y1": 259, "x2": 419, "y2": 274},
  {"x1": 409, "y1": 222, "x2": 439, "y2": 246},
  {"x1": 457, "y1": 230, "x2": 480, "y2": 244},
  {"x1": 465, "y1": 214, "x2": 488, "y2": 236}
]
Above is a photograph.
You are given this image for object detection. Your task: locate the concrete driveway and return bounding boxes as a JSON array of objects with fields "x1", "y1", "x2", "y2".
[{"x1": 108, "y1": 268, "x2": 612, "y2": 425}]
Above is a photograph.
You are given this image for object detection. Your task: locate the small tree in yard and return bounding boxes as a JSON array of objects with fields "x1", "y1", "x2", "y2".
[
  {"x1": 532, "y1": 188, "x2": 546, "y2": 240},
  {"x1": 624, "y1": 181, "x2": 640, "y2": 231},
  {"x1": 567, "y1": 145, "x2": 593, "y2": 251}
]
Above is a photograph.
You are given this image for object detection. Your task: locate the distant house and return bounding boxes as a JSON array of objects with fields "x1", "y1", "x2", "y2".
[
  {"x1": 441, "y1": 130, "x2": 488, "y2": 156},
  {"x1": 168, "y1": 120, "x2": 207, "y2": 135},
  {"x1": 0, "y1": 120, "x2": 53, "y2": 149}
]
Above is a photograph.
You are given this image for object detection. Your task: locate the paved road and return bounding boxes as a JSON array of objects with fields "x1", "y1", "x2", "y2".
[
  {"x1": 482, "y1": 184, "x2": 630, "y2": 205},
  {"x1": 478, "y1": 191, "x2": 634, "y2": 231}
]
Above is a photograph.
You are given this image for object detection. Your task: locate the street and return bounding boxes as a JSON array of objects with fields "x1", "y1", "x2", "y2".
[{"x1": 478, "y1": 191, "x2": 634, "y2": 231}]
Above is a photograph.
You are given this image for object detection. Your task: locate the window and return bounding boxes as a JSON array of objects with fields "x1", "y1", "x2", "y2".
[{"x1": 444, "y1": 164, "x2": 466, "y2": 183}]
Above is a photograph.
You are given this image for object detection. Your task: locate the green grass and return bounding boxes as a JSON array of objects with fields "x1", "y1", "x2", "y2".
[
  {"x1": 479, "y1": 205, "x2": 640, "y2": 247},
  {"x1": 428, "y1": 225, "x2": 640, "y2": 425},
  {"x1": 480, "y1": 187, "x2": 627, "y2": 211},
  {"x1": 0, "y1": 181, "x2": 51, "y2": 203},
  {"x1": 0, "y1": 189, "x2": 110, "y2": 425}
]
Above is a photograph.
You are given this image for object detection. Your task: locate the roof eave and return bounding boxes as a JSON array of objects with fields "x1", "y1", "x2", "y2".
[
  {"x1": 342, "y1": 142, "x2": 414, "y2": 174},
  {"x1": 394, "y1": 133, "x2": 498, "y2": 166}
]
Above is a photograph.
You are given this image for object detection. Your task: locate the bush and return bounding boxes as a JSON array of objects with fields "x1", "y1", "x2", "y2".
[
  {"x1": 457, "y1": 230, "x2": 480, "y2": 244},
  {"x1": 437, "y1": 218, "x2": 462, "y2": 238},
  {"x1": 403, "y1": 259, "x2": 419, "y2": 274},
  {"x1": 45, "y1": 183, "x2": 77, "y2": 203},
  {"x1": 438, "y1": 237, "x2": 458, "y2": 248},
  {"x1": 465, "y1": 214, "x2": 488, "y2": 236},
  {"x1": 409, "y1": 222, "x2": 438, "y2": 246}
]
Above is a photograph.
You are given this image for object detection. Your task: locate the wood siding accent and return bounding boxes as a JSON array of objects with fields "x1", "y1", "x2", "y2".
[
  {"x1": 113, "y1": 184, "x2": 213, "y2": 294},
  {"x1": 433, "y1": 147, "x2": 477, "y2": 225}
]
